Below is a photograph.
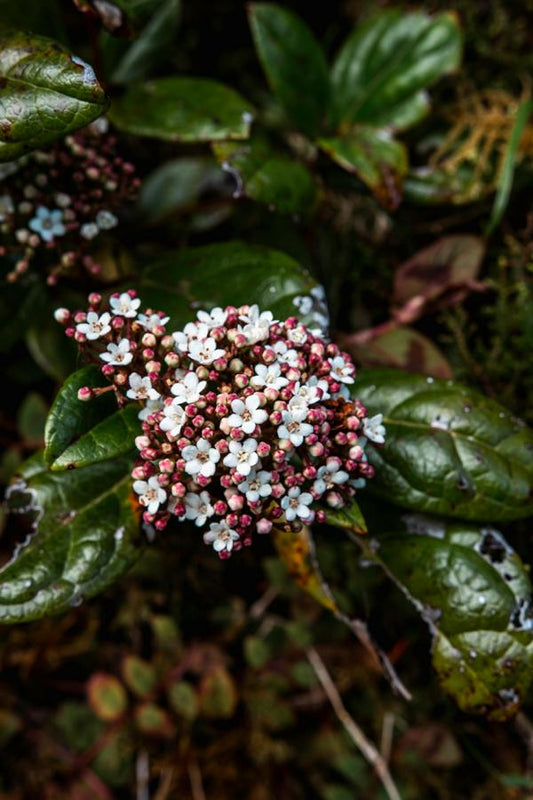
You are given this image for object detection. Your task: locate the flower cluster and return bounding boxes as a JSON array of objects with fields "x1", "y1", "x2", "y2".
[
  {"x1": 0, "y1": 119, "x2": 140, "y2": 284},
  {"x1": 57, "y1": 293, "x2": 385, "y2": 557}
]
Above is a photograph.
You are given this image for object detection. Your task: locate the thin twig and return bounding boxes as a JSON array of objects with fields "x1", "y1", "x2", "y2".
[
  {"x1": 249, "y1": 585, "x2": 279, "y2": 619},
  {"x1": 153, "y1": 767, "x2": 175, "y2": 800},
  {"x1": 306, "y1": 528, "x2": 411, "y2": 701},
  {"x1": 307, "y1": 647, "x2": 403, "y2": 800},
  {"x1": 188, "y1": 759, "x2": 207, "y2": 800},
  {"x1": 136, "y1": 749, "x2": 150, "y2": 800},
  {"x1": 380, "y1": 711, "x2": 396, "y2": 763}
]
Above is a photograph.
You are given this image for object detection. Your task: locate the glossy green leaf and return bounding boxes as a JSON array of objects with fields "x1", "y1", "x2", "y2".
[
  {"x1": 109, "y1": 77, "x2": 253, "y2": 142},
  {"x1": 355, "y1": 368, "x2": 533, "y2": 520},
  {"x1": 248, "y1": 3, "x2": 330, "y2": 136},
  {"x1": 319, "y1": 130, "x2": 408, "y2": 208},
  {"x1": 330, "y1": 10, "x2": 462, "y2": 131},
  {"x1": 50, "y1": 404, "x2": 140, "y2": 472},
  {"x1": 139, "y1": 241, "x2": 326, "y2": 331},
  {"x1": 44, "y1": 367, "x2": 117, "y2": 468},
  {"x1": 2, "y1": 453, "x2": 141, "y2": 622},
  {"x1": 403, "y1": 164, "x2": 478, "y2": 205},
  {"x1": 111, "y1": 0, "x2": 181, "y2": 84},
  {"x1": 0, "y1": 31, "x2": 108, "y2": 161},
  {"x1": 213, "y1": 138, "x2": 318, "y2": 214},
  {"x1": 375, "y1": 520, "x2": 533, "y2": 719}
]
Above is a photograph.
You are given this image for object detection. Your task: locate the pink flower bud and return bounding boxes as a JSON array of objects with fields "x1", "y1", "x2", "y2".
[
  {"x1": 228, "y1": 493, "x2": 244, "y2": 511},
  {"x1": 257, "y1": 518, "x2": 272, "y2": 534},
  {"x1": 171, "y1": 482, "x2": 186, "y2": 497},
  {"x1": 54, "y1": 308, "x2": 71, "y2": 324},
  {"x1": 257, "y1": 441, "x2": 271, "y2": 458},
  {"x1": 159, "y1": 458, "x2": 174, "y2": 473},
  {"x1": 77, "y1": 386, "x2": 93, "y2": 401},
  {"x1": 135, "y1": 435, "x2": 150, "y2": 450}
]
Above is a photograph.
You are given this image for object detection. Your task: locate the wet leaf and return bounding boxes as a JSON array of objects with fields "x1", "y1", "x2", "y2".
[
  {"x1": 2, "y1": 452, "x2": 141, "y2": 622},
  {"x1": 350, "y1": 326, "x2": 454, "y2": 379},
  {"x1": 50, "y1": 404, "x2": 140, "y2": 472},
  {"x1": 0, "y1": 31, "x2": 107, "y2": 161},
  {"x1": 248, "y1": 2, "x2": 330, "y2": 136},
  {"x1": 355, "y1": 368, "x2": 533, "y2": 520},
  {"x1": 109, "y1": 77, "x2": 253, "y2": 142},
  {"x1": 87, "y1": 673, "x2": 128, "y2": 721},
  {"x1": 139, "y1": 241, "x2": 325, "y2": 331},
  {"x1": 213, "y1": 138, "x2": 319, "y2": 214},
  {"x1": 319, "y1": 130, "x2": 407, "y2": 209},
  {"x1": 330, "y1": 10, "x2": 462, "y2": 131},
  {"x1": 376, "y1": 520, "x2": 533, "y2": 719},
  {"x1": 44, "y1": 367, "x2": 117, "y2": 468},
  {"x1": 393, "y1": 235, "x2": 485, "y2": 313}
]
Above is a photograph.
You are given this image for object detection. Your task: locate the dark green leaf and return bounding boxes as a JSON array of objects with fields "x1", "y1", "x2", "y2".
[
  {"x1": 109, "y1": 77, "x2": 253, "y2": 142},
  {"x1": 319, "y1": 130, "x2": 407, "y2": 208},
  {"x1": 139, "y1": 241, "x2": 326, "y2": 331},
  {"x1": 355, "y1": 368, "x2": 533, "y2": 520},
  {"x1": 0, "y1": 31, "x2": 108, "y2": 161},
  {"x1": 17, "y1": 393, "x2": 48, "y2": 445},
  {"x1": 26, "y1": 323, "x2": 78, "y2": 383},
  {"x1": 44, "y1": 366, "x2": 117, "y2": 468},
  {"x1": 2, "y1": 453, "x2": 141, "y2": 622},
  {"x1": 403, "y1": 164, "x2": 477, "y2": 205},
  {"x1": 248, "y1": 3, "x2": 330, "y2": 136},
  {"x1": 111, "y1": 0, "x2": 181, "y2": 84},
  {"x1": 375, "y1": 520, "x2": 533, "y2": 719},
  {"x1": 50, "y1": 404, "x2": 140, "y2": 471},
  {"x1": 213, "y1": 138, "x2": 318, "y2": 214},
  {"x1": 137, "y1": 157, "x2": 228, "y2": 224},
  {"x1": 330, "y1": 10, "x2": 462, "y2": 131}
]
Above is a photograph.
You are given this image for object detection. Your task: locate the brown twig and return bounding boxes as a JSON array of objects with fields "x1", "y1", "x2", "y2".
[
  {"x1": 188, "y1": 759, "x2": 207, "y2": 800},
  {"x1": 306, "y1": 528, "x2": 411, "y2": 701},
  {"x1": 307, "y1": 647, "x2": 403, "y2": 800}
]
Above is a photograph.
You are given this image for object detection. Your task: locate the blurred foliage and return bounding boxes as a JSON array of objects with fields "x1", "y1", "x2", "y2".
[{"x1": 1, "y1": 0, "x2": 533, "y2": 797}]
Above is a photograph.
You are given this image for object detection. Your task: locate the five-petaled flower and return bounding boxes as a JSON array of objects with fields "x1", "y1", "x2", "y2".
[
  {"x1": 313, "y1": 459, "x2": 350, "y2": 495},
  {"x1": 126, "y1": 373, "x2": 160, "y2": 401},
  {"x1": 182, "y1": 438, "x2": 221, "y2": 478},
  {"x1": 99, "y1": 338, "x2": 133, "y2": 366},
  {"x1": 278, "y1": 411, "x2": 313, "y2": 447},
  {"x1": 28, "y1": 206, "x2": 66, "y2": 242},
  {"x1": 76, "y1": 311, "x2": 111, "y2": 340},
  {"x1": 250, "y1": 363, "x2": 289, "y2": 391},
  {"x1": 330, "y1": 356, "x2": 355, "y2": 384},
  {"x1": 223, "y1": 438, "x2": 259, "y2": 476},
  {"x1": 281, "y1": 487, "x2": 314, "y2": 522},
  {"x1": 185, "y1": 491, "x2": 215, "y2": 526},
  {"x1": 238, "y1": 470, "x2": 273, "y2": 503},
  {"x1": 110, "y1": 292, "x2": 141, "y2": 318},
  {"x1": 133, "y1": 476, "x2": 167, "y2": 514},
  {"x1": 188, "y1": 337, "x2": 225, "y2": 365},
  {"x1": 197, "y1": 307, "x2": 228, "y2": 329},
  {"x1": 159, "y1": 400, "x2": 186, "y2": 438},
  {"x1": 171, "y1": 372, "x2": 207, "y2": 405},
  {"x1": 362, "y1": 414, "x2": 386, "y2": 445},
  {"x1": 138, "y1": 312, "x2": 170, "y2": 330},
  {"x1": 204, "y1": 521, "x2": 240, "y2": 553},
  {"x1": 227, "y1": 394, "x2": 268, "y2": 434}
]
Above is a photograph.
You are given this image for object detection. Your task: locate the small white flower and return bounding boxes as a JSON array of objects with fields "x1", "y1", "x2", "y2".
[
  {"x1": 189, "y1": 337, "x2": 225, "y2": 365},
  {"x1": 238, "y1": 470, "x2": 272, "y2": 503},
  {"x1": 184, "y1": 491, "x2": 214, "y2": 526},
  {"x1": 159, "y1": 399, "x2": 186, "y2": 438},
  {"x1": 29, "y1": 206, "x2": 66, "y2": 242},
  {"x1": 137, "y1": 312, "x2": 170, "y2": 330},
  {"x1": 138, "y1": 397, "x2": 164, "y2": 421},
  {"x1": 287, "y1": 326, "x2": 308, "y2": 346},
  {"x1": 287, "y1": 395, "x2": 309, "y2": 421},
  {"x1": 133, "y1": 476, "x2": 167, "y2": 515},
  {"x1": 173, "y1": 322, "x2": 210, "y2": 353},
  {"x1": 204, "y1": 521, "x2": 239, "y2": 553},
  {"x1": 276, "y1": 347, "x2": 299, "y2": 368},
  {"x1": 238, "y1": 305, "x2": 276, "y2": 344},
  {"x1": 54, "y1": 192, "x2": 71, "y2": 208},
  {"x1": 313, "y1": 459, "x2": 350, "y2": 495},
  {"x1": 281, "y1": 487, "x2": 314, "y2": 522},
  {"x1": 294, "y1": 377, "x2": 329, "y2": 404},
  {"x1": 227, "y1": 394, "x2": 268, "y2": 434},
  {"x1": 171, "y1": 372, "x2": 206, "y2": 405},
  {"x1": 223, "y1": 438, "x2": 259, "y2": 476},
  {"x1": 80, "y1": 222, "x2": 99, "y2": 240},
  {"x1": 197, "y1": 307, "x2": 227, "y2": 328},
  {"x1": 250, "y1": 362, "x2": 289, "y2": 391},
  {"x1": 272, "y1": 341, "x2": 288, "y2": 356},
  {"x1": 182, "y1": 438, "x2": 220, "y2": 478},
  {"x1": 96, "y1": 209, "x2": 118, "y2": 230},
  {"x1": 99, "y1": 338, "x2": 133, "y2": 366},
  {"x1": 76, "y1": 311, "x2": 111, "y2": 340},
  {"x1": 362, "y1": 414, "x2": 386, "y2": 445},
  {"x1": 109, "y1": 292, "x2": 141, "y2": 318},
  {"x1": 277, "y1": 411, "x2": 313, "y2": 447},
  {"x1": 330, "y1": 355, "x2": 355, "y2": 384},
  {"x1": 0, "y1": 194, "x2": 14, "y2": 221},
  {"x1": 126, "y1": 373, "x2": 160, "y2": 401}
]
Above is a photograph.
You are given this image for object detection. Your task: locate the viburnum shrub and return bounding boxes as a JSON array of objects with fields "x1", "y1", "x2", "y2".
[
  {"x1": 56, "y1": 291, "x2": 385, "y2": 556},
  {"x1": 0, "y1": 121, "x2": 139, "y2": 284}
]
